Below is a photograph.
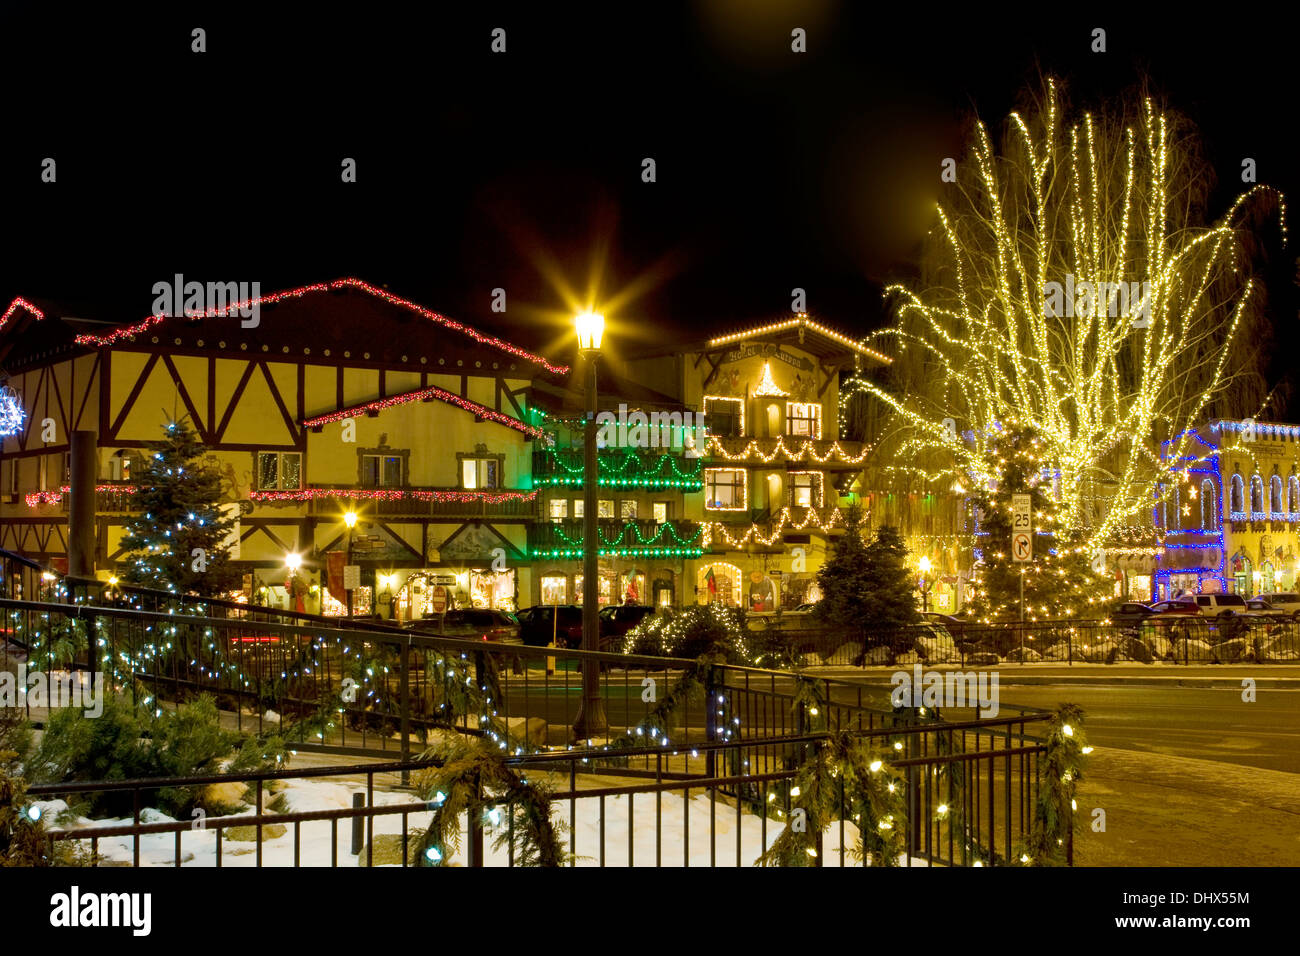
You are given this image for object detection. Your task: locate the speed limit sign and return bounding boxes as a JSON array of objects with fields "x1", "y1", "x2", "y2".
[{"x1": 1012, "y1": 494, "x2": 1032, "y2": 562}]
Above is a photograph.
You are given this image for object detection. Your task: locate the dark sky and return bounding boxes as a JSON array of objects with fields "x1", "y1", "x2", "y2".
[{"x1": 2, "y1": 2, "x2": 1296, "y2": 398}]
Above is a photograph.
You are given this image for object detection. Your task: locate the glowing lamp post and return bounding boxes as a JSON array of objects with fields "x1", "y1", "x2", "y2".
[
  {"x1": 918, "y1": 555, "x2": 932, "y2": 613},
  {"x1": 572, "y1": 311, "x2": 608, "y2": 739}
]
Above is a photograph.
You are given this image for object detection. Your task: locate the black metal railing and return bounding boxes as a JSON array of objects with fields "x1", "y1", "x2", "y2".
[
  {"x1": 32, "y1": 713, "x2": 1054, "y2": 868},
  {"x1": 738, "y1": 616, "x2": 1300, "y2": 666}
]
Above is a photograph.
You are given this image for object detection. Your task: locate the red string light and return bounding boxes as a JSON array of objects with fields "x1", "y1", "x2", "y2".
[
  {"x1": 68, "y1": 278, "x2": 570, "y2": 375},
  {"x1": 25, "y1": 485, "x2": 137, "y2": 507},
  {"x1": 0, "y1": 297, "x2": 45, "y2": 334},
  {"x1": 249, "y1": 488, "x2": 537, "y2": 504},
  {"x1": 303, "y1": 383, "x2": 545, "y2": 439}
]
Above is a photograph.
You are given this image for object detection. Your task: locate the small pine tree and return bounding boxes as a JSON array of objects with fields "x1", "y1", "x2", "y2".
[
  {"x1": 860, "y1": 525, "x2": 922, "y2": 629},
  {"x1": 118, "y1": 419, "x2": 241, "y2": 596},
  {"x1": 965, "y1": 420, "x2": 1111, "y2": 622},
  {"x1": 814, "y1": 503, "x2": 872, "y2": 628}
]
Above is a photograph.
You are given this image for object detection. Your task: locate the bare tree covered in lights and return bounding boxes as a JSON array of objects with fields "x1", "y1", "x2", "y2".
[{"x1": 844, "y1": 77, "x2": 1287, "y2": 548}]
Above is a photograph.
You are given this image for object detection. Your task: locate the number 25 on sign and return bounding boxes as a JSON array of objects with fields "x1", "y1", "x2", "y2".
[{"x1": 1011, "y1": 494, "x2": 1032, "y2": 562}]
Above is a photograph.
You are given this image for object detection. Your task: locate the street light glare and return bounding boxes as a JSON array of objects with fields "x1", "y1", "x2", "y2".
[
  {"x1": 343, "y1": 510, "x2": 358, "y2": 529},
  {"x1": 919, "y1": 555, "x2": 931, "y2": 574},
  {"x1": 575, "y1": 312, "x2": 605, "y2": 351},
  {"x1": 285, "y1": 553, "x2": 302, "y2": 571}
]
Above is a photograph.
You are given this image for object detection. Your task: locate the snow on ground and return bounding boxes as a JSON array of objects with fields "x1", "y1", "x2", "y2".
[{"x1": 37, "y1": 777, "x2": 927, "y2": 867}]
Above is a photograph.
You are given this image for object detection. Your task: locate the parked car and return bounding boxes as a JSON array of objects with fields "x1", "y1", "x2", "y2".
[
  {"x1": 1108, "y1": 601, "x2": 1155, "y2": 626},
  {"x1": 1188, "y1": 593, "x2": 1248, "y2": 619},
  {"x1": 1243, "y1": 598, "x2": 1290, "y2": 621},
  {"x1": 516, "y1": 604, "x2": 584, "y2": 648},
  {"x1": 922, "y1": 611, "x2": 972, "y2": 639},
  {"x1": 404, "y1": 608, "x2": 522, "y2": 644},
  {"x1": 1141, "y1": 599, "x2": 1200, "y2": 625},
  {"x1": 1256, "y1": 593, "x2": 1300, "y2": 618},
  {"x1": 597, "y1": 604, "x2": 661, "y2": 643},
  {"x1": 794, "y1": 603, "x2": 819, "y2": 612}
]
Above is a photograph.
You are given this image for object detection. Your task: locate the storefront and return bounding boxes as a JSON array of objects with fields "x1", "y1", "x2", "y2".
[{"x1": 396, "y1": 568, "x2": 517, "y2": 619}]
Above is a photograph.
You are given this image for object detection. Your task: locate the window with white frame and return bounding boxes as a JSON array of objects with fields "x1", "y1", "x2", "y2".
[
  {"x1": 460, "y1": 458, "x2": 499, "y2": 489},
  {"x1": 548, "y1": 498, "x2": 568, "y2": 523},
  {"x1": 363, "y1": 453, "x2": 404, "y2": 487}
]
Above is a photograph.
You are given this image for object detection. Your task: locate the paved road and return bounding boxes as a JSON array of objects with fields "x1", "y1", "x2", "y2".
[
  {"x1": 818, "y1": 673, "x2": 1300, "y2": 774},
  {"x1": 991, "y1": 684, "x2": 1300, "y2": 774}
]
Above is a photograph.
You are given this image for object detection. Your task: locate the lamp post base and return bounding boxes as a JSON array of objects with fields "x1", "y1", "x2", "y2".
[{"x1": 571, "y1": 697, "x2": 608, "y2": 740}]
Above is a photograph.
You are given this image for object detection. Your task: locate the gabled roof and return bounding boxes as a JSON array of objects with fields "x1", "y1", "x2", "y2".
[
  {"x1": 1, "y1": 279, "x2": 569, "y2": 375},
  {"x1": 628, "y1": 313, "x2": 891, "y2": 365}
]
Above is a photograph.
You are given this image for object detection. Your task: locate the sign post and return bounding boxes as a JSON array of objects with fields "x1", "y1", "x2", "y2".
[
  {"x1": 1012, "y1": 493, "x2": 1032, "y2": 622},
  {"x1": 343, "y1": 564, "x2": 361, "y2": 618}
]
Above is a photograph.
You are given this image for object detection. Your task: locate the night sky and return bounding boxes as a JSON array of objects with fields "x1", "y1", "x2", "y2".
[{"x1": 2, "y1": 3, "x2": 1296, "y2": 402}]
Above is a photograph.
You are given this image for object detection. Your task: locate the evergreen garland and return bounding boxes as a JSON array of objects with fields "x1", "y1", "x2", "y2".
[
  {"x1": 1014, "y1": 704, "x2": 1089, "y2": 866},
  {"x1": 413, "y1": 735, "x2": 570, "y2": 867}
]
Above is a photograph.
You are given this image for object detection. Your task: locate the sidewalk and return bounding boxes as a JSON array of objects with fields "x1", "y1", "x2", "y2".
[{"x1": 807, "y1": 663, "x2": 1300, "y2": 688}]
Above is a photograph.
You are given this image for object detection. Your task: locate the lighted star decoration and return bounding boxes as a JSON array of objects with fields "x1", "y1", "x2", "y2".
[{"x1": 841, "y1": 78, "x2": 1287, "y2": 550}]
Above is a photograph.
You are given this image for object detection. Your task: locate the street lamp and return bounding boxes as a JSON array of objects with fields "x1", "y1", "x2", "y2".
[
  {"x1": 343, "y1": 509, "x2": 358, "y2": 618},
  {"x1": 572, "y1": 311, "x2": 607, "y2": 739},
  {"x1": 918, "y1": 555, "x2": 932, "y2": 613}
]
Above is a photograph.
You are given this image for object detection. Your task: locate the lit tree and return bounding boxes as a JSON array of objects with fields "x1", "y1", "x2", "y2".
[
  {"x1": 844, "y1": 78, "x2": 1286, "y2": 548},
  {"x1": 963, "y1": 420, "x2": 1111, "y2": 622},
  {"x1": 119, "y1": 419, "x2": 241, "y2": 596}
]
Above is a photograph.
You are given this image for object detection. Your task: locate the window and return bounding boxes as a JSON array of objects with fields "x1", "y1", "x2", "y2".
[
  {"x1": 786, "y1": 402, "x2": 822, "y2": 438},
  {"x1": 1290, "y1": 476, "x2": 1300, "y2": 515},
  {"x1": 1201, "y1": 479, "x2": 1217, "y2": 530},
  {"x1": 109, "y1": 450, "x2": 132, "y2": 482},
  {"x1": 1271, "y1": 474, "x2": 1284, "y2": 516},
  {"x1": 1250, "y1": 475, "x2": 1264, "y2": 515},
  {"x1": 461, "y1": 458, "x2": 499, "y2": 489},
  {"x1": 1230, "y1": 474, "x2": 1245, "y2": 514},
  {"x1": 257, "y1": 452, "x2": 302, "y2": 490},
  {"x1": 705, "y1": 468, "x2": 747, "y2": 510},
  {"x1": 598, "y1": 499, "x2": 614, "y2": 518},
  {"x1": 653, "y1": 501, "x2": 670, "y2": 523},
  {"x1": 548, "y1": 499, "x2": 568, "y2": 523},
  {"x1": 572, "y1": 499, "x2": 583, "y2": 518},
  {"x1": 541, "y1": 574, "x2": 567, "y2": 604},
  {"x1": 620, "y1": 500, "x2": 638, "y2": 520},
  {"x1": 363, "y1": 454, "x2": 404, "y2": 487},
  {"x1": 703, "y1": 397, "x2": 744, "y2": 438},
  {"x1": 790, "y1": 472, "x2": 822, "y2": 508}
]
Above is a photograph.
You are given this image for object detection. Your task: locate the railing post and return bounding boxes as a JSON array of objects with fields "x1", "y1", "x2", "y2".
[
  {"x1": 351, "y1": 792, "x2": 365, "y2": 856},
  {"x1": 704, "y1": 664, "x2": 718, "y2": 778},
  {"x1": 399, "y1": 636, "x2": 411, "y2": 786},
  {"x1": 467, "y1": 768, "x2": 485, "y2": 867}
]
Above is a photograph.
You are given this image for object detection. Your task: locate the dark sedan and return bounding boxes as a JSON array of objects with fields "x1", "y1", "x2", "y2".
[
  {"x1": 1109, "y1": 601, "x2": 1155, "y2": 626},
  {"x1": 516, "y1": 604, "x2": 584, "y2": 648}
]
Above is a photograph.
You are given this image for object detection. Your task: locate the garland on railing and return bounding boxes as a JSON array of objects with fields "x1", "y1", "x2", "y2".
[
  {"x1": 413, "y1": 735, "x2": 570, "y2": 867},
  {"x1": 756, "y1": 730, "x2": 908, "y2": 867},
  {"x1": 1014, "y1": 704, "x2": 1089, "y2": 866}
]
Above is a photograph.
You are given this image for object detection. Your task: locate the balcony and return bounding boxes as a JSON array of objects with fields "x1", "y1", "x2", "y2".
[
  {"x1": 527, "y1": 518, "x2": 704, "y2": 558},
  {"x1": 704, "y1": 506, "x2": 843, "y2": 551},
  {"x1": 532, "y1": 448, "x2": 703, "y2": 491},
  {"x1": 283, "y1": 487, "x2": 540, "y2": 521},
  {"x1": 704, "y1": 435, "x2": 870, "y2": 470}
]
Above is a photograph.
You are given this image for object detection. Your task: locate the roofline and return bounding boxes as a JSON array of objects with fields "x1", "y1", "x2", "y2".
[{"x1": 3, "y1": 278, "x2": 568, "y2": 375}]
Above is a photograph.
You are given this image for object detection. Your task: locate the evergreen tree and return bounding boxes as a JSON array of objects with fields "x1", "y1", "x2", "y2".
[
  {"x1": 813, "y1": 503, "x2": 871, "y2": 628},
  {"x1": 860, "y1": 525, "x2": 921, "y2": 629},
  {"x1": 118, "y1": 419, "x2": 241, "y2": 596},
  {"x1": 964, "y1": 420, "x2": 1111, "y2": 622}
]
